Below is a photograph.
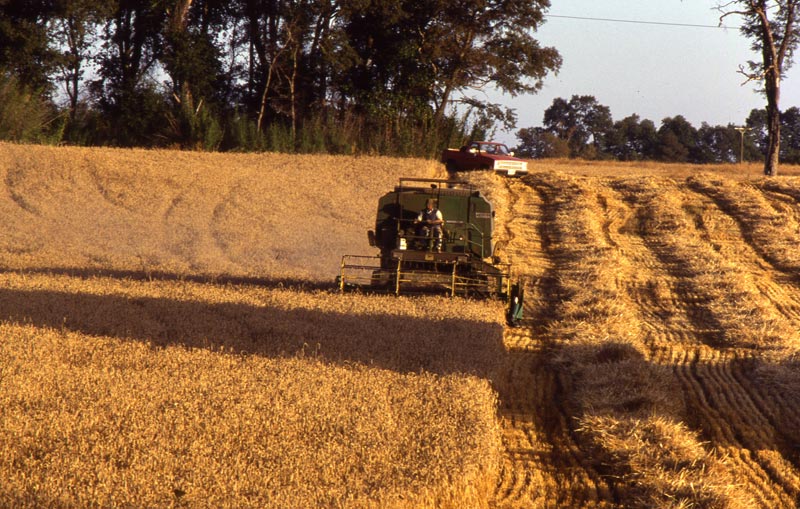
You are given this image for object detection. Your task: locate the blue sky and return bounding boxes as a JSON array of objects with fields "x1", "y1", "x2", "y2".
[{"x1": 489, "y1": 0, "x2": 800, "y2": 144}]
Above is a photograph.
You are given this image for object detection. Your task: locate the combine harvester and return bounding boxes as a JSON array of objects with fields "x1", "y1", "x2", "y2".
[{"x1": 339, "y1": 177, "x2": 524, "y2": 326}]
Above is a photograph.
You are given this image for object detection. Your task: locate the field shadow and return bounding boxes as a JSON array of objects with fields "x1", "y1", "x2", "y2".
[
  {"x1": 0, "y1": 285, "x2": 504, "y2": 378},
  {"x1": 0, "y1": 266, "x2": 337, "y2": 291}
]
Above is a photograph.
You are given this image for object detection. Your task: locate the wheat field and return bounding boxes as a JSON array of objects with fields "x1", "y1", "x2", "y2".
[{"x1": 3, "y1": 142, "x2": 800, "y2": 508}]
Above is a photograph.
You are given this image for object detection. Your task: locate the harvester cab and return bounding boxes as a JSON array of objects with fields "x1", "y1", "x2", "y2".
[
  {"x1": 373, "y1": 178, "x2": 492, "y2": 258},
  {"x1": 339, "y1": 177, "x2": 524, "y2": 326}
]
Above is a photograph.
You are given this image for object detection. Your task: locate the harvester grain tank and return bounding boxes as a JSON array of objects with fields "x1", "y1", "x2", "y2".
[{"x1": 339, "y1": 178, "x2": 524, "y2": 325}]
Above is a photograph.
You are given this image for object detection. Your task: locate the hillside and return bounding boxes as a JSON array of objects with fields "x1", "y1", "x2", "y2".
[
  {"x1": 0, "y1": 143, "x2": 443, "y2": 279},
  {"x1": 3, "y1": 142, "x2": 800, "y2": 508}
]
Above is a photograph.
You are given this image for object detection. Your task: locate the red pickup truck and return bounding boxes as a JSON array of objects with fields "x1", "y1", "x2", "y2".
[{"x1": 441, "y1": 141, "x2": 528, "y2": 177}]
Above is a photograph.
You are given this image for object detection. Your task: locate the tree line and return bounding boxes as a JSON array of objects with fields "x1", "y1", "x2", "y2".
[
  {"x1": 1, "y1": 0, "x2": 797, "y2": 172},
  {"x1": 0, "y1": 0, "x2": 559, "y2": 155},
  {"x1": 514, "y1": 95, "x2": 800, "y2": 165}
]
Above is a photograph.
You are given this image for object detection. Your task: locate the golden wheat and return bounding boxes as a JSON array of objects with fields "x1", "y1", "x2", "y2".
[
  {"x1": 0, "y1": 142, "x2": 442, "y2": 278},
  {"x1": 495, "y1": 169, "x2": 800, "y2": 508},
  {"x1": 4, "y1": 140, "x2": 800, "y2": 508},
  {"x1": 0, "y1": 142, "x2": 501, "y2": 508}
]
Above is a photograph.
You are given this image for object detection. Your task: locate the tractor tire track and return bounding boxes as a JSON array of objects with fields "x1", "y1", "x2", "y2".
[
  {"x1": 607, "y1": 180, "x2": 727, "y2": 352},
  {"x1": 676, "y1": 345, "x2": 787, "y2": 503},
  {"x1": 537, "y1": 176, "x2": 744, "y2": 507},
  {"x1": 688, "y1": 176, "x2": 800, "y2": 278},
  {"x1": 160, "y1": 174, "x2": 244, "y2": 272},
  {"x1": 491, "y1": 177, "x2": 616, "y2": 508},
  {"x1": 672, "y1": 349, "x2": 780, "y2": 508},
  {"x1": 688, "y1": 353, "x2": 799, "y2": 504},
  {"x1": 608, "y1": 179, "x2": 800, "y2": 507},
  {"x1": 4, "y1": 164, "x2": 42, "y2": 215},
  {"x1": 680, "y1": 182, "x2": 800, "y2": 458},
  {"x1": 477, "y1": 172, "x2": 800, "y2": 507},
  {"x1": 683, "y1": 182, "x2": 800, "y2": 324}
]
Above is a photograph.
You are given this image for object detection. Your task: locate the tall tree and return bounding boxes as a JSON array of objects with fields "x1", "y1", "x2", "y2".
[
  {"x1": 718, "y1": 0, "x2": 800, "y2": 175},
  {"x1": 604, "y1": 114, "x2": 658, "y2": 161},
  {"x1": 335, "y1": 0, "x2": 560, "y2": 147},
  {"x1": 515, "y1": 126, "x2": 569, "y2": 158},
  {"x1": 542, "y1": 95, "x2": 612, "y2": 158},
  {"x1": 426, "y1": 0, "x2": 560, "y2": 131},
  {"x1": 696, "y1": 123, "x2": 739, "y2": 163},
  {"x1": 656, "y1": 115, "x2": 698, "y2": 163},
  {"x1": 161, "y1": 0, "x2": 228, "y2": 147},
  {"x1": 746, "y1": 107, "x2": 769, "y2": 155},
  {"x1": 232, "y1": 0, "x2": 320, "y2": 133},
  {"x1": 49, "y1": 0, "x2": 110, "y2": 122},
  {"x1": 92, "y1": 0, "x2": 167, "y2": 145},
  {"x1": 0, "y1": 0, "x2": 58, "y2": 92},
  {"x1": 782, "y1": 106, "x2": 800, "y2": 162},
  {"x1": 746, "y1": 105, "x2": 800, "y2": 162},
  {"x1": 0, "y1": 0, "x2": 64, "y2": 142},
  {"x1": 3, "y1": 0, "x2": 561, "y2": 153}
]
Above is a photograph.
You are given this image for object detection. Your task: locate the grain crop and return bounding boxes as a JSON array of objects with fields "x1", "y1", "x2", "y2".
[
  {"x1": 473, "y1": 161, "x2": 800, "y2": 508},
  {"x1": 0, "y1": 142, "x2": 502, "y2": 508},
  {"x1": 4, "y1": 142, "x2": 800, "y2": 508}
]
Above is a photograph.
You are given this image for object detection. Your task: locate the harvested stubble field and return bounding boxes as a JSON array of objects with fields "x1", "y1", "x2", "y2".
[{"x1": 2, "y1": 143, "x2": 800, "y2": 508}]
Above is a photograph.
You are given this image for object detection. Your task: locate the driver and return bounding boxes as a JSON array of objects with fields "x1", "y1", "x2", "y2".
[{"x1": 415, "y1": 198, "x2": 444, "y2": 252}]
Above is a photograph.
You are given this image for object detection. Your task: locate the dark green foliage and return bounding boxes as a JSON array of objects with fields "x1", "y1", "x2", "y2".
[
  {"x1": 517, "y1": 99, "x2": 800, "y2": 164},
  {"x1": 94, "y1": 85, "x2": 170, "y2": 147},
  {"x1": 0, "y1": 72, "x2": 64, "y2": 143},
  {"x1": 514, "y1": 126, "x2": 569, "y2": 159},
  {"x1": 746, "y1": 108, "x2": 769, "y2": 157},
  {"x1": 223, "y1": 112, "x2": 268, "y2": 152},
  {"x1": 603, "y1": 115, "x2": 658, "y2": 161},
  {"x1": 656, "y1": 116, "x2": 698, "y2": 163},
  {"x1": 4, "y1": 0, "x2": 798, "y2": 164},
  {"x1": 746, "y1": 106, "x2": 800, "y2": 163},
  {"x1": 0, "y1": 0, "x2": 57, "y2": 93},
  {"x1": 165, "y1": 100, "x2": 224, "y2": 151},
  {"x1": 780, "y1": 107, "x2": 800, "y2": 164},
  {"x1": 695, "y1": 123, "x2": 739, "y2": 164},
  {"x1": 542, "y1": 95, "x2": 612, "y2": 158},
  {"x1": 0, "y1": 0, "x2": 561, "y2": 154}
]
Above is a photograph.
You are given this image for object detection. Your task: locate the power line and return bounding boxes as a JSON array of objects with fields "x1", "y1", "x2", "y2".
[{"x1": 545, "y1": 14, "x2": 737, "y2": 30}]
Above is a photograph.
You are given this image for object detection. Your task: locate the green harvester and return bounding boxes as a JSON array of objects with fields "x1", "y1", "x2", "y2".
[{"x1": 339, "y1": 178, "x2": 524, "y2": 326}]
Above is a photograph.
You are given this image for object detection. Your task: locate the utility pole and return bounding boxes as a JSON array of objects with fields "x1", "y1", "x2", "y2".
[{"x1": 734, "y1": 126, "x2": 752, "y2": 164}]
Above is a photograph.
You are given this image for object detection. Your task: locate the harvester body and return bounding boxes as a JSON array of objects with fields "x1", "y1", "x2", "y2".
[{"x1": 339, "y1": 178, "x2": 517, "y2": 304}]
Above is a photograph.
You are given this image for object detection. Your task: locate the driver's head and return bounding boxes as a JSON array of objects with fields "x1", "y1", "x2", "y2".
[{"x1": 426, "y1": 198, "x2": 436, "y2": 210}]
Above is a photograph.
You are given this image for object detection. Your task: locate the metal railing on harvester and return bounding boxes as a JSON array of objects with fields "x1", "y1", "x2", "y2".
[{"x1": 338, "y1": 253, "x2": 513, "y2": 299}]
